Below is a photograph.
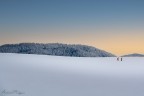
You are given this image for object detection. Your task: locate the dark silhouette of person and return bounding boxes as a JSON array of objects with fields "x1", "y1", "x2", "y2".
[
  {"x1": 117, "y1": 57, "x2": 119, "y2": 61},
  {"x1": 121, "y1": 57, "x2": 123, "y2": 61}
]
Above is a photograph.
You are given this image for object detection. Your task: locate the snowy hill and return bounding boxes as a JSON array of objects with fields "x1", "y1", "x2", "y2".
[
  {"x1": 0, "y1": 43, "x2": 115, "y2": 57},
  {"x1": 0, "y1": 53, "x2": 144, "y2": 96},
  {"x1": 122, "y1": 53, "x2": 144, "y2": 57}
]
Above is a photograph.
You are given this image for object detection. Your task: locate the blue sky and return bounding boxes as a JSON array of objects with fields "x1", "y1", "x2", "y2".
[
  {"x1": 1, "y1": 0, "x2": 144, "y2": 28},
  {"x1": 0, "y1": 0, "x2": 144, "y2": 55}
]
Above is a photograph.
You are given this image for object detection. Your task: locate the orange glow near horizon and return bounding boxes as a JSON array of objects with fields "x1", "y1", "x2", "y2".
[{"x1": 0, "y1": 29, "x2": 144, "y2": 56}]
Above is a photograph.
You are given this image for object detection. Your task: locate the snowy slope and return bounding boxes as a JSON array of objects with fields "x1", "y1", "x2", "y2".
[{"x1": 0, "y1": 53, "x2": 144, "y2": 96}]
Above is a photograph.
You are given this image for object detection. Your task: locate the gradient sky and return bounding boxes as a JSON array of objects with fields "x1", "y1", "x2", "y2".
[{"x1": 0, "y1": 0, "x2": 144, "y2": 55}]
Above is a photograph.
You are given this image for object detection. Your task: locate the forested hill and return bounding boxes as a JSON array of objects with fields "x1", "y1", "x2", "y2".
[
  {"x1": 0, "y1": 43, "x2": 115, "y2": 57},
  {"x1": 122, "y1": 53, "x2": 144, "y2": 57}
]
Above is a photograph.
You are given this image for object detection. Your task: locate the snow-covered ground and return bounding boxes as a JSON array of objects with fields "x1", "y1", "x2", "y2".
[{"x1": 0, "y1": 53, "x2": 144, "y2": 96}]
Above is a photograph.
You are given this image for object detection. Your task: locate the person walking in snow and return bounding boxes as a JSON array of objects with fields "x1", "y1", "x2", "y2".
[
  {"x1": 117, "y1": 57, "x2": 119, "y2": 61},
  {"x1": 117, "y1": 57, "x2": 123, "y2": 61},
  {"x1": 121, "y1": 57, "x2": 123, "y2": 61}
]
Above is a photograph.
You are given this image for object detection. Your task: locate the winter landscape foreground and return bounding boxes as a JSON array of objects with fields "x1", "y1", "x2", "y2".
[{"x1": 0, "y1": 53, "x2": 144, "y2": 96}]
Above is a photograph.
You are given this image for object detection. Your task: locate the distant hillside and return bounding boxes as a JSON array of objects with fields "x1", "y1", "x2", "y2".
[
  {"x1": 0, "y1": 43, "x2": 115, "y2": 57},
  {"x1": 122, "y1": 53, "x2": 144, "y2": 57}
]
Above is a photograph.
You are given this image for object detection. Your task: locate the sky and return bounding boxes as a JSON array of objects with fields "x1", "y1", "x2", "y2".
[{"x1": 0, "y1": 0, "x2": 144, "y2": 55}]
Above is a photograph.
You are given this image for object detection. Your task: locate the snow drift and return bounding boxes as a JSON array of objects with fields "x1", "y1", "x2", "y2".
[{"x1": 0, "y1": 53, "x2": 144, "y2": 96}]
